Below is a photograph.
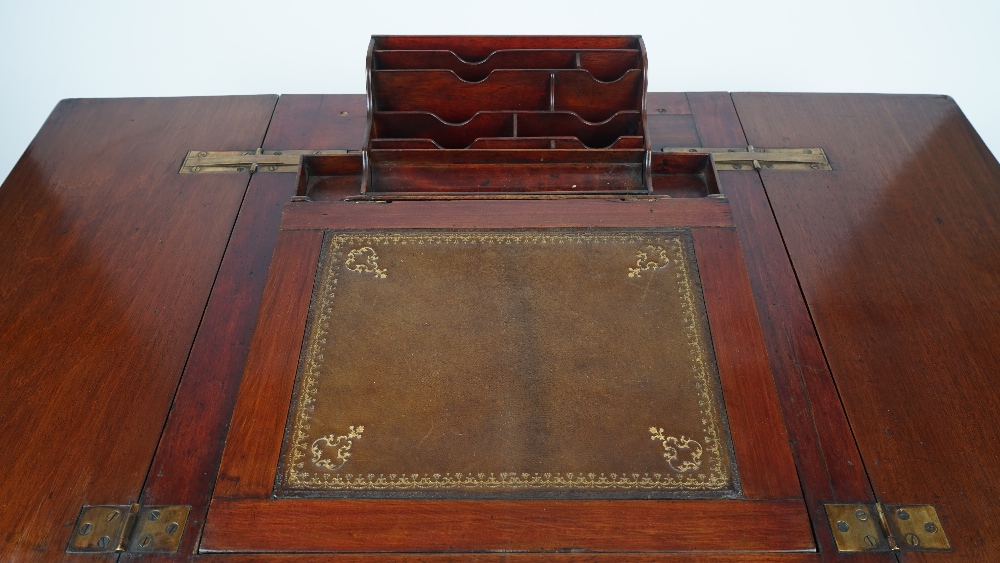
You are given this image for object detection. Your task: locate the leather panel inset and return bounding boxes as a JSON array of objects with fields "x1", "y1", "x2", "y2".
[{"x1": 277, "y1": 230, "x2": 738, "y2": 498}]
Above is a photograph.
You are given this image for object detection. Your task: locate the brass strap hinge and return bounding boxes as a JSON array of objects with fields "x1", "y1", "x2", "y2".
[
  {"x1": 67, "y1": 503, "x2": 191, "y2": 554},
  {"x1": 663, "y1": 145, "x2": 831, "y2": 171},
  {"x1": 825, "y1": 503, "x2": 950, "y2": 553},
  {"x1": 179, "y1": 148, "x2": 351, "y2": 174}
]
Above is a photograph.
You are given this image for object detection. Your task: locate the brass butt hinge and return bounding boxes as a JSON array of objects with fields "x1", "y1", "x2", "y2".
[
  {"x1": 66, "y1": 503, "x2": 190, "y2": 554},
  {"x1": 663, "y1": 145, "x2": 832, "y2": 171},
  {"x1": 179, "y1": 148, "x2": 351, "y2": 174},
  {"x1": 825, "y1": 502, "x2": 950, "y2": 553}
]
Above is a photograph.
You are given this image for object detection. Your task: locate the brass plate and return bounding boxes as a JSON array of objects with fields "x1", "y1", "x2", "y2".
[
  {"x1": 126, "y1": 505, "x2": 190, "y2": 553},
  {"x1": 884, "y1": 504, "x2": 951, "y2": 551},
  {"x1": 179, "y1": 149, "x2": 347, "y2": 173},
  {"x1": 663, "y1": 147, "x2": 832, "y2": 171},
  {"x1": 825, "y1": 504, "x2": 888, "y2": 552},
  {"x1": 277, "y1": 230, "x2": 737, "y2": 498},
  {"x1": 66, "y1": 505, "x2": 133, "y2": 553}
]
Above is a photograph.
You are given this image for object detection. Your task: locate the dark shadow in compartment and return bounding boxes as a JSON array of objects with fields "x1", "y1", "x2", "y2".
[
  {"x1": 372, "y1": 35, "x2": 641, "y2": 62},
  {"x1": 553, "y1": 69, "x2": 644, "y2": 122},
  {"x1": 650, "y1": 153, "x2": 722, "y2": 198},
  {"x1": 374, "y1": 49, "x2": 641, "y2": 82},
  {"x1": 516, "y1": 111, "x2": 642, "y2": 149},
  {"x1": 373, "y1": 112, "x2": 515, "y2": 149},
  {"x1": 371, "y1": 70, "x2": 551, "y2": 122},
  {"x1": 295, "y1": 153, "x2": 363, "y2": 201}
]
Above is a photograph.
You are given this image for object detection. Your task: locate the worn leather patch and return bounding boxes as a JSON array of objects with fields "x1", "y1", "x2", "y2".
[{"x1": 277, "y1": 229, "x2": 738, "y2": 498}]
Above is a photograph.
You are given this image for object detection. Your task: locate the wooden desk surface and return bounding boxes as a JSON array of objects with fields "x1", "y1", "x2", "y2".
[{"x1": 0, "y1": 92, "x2": 996, "y2": 561}]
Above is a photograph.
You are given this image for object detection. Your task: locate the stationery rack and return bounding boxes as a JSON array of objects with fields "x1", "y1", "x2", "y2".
[
  {"x1": 364, "y1": 35, "x2": 650, "y2": 196},
  {"x1": 294, "y1": 36, "x2": 721, "y2": 200}
]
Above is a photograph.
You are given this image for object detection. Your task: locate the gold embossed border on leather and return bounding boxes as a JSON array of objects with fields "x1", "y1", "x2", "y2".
[{"x1": 276, "y1": 230, "x2": 738, "y2": 498}]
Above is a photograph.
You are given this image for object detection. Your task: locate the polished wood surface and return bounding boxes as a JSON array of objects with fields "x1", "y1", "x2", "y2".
[
  {"x1": 213, "y1": 229, "x2": 325, "y2": 499},
  {"x1": 685, "y1": 93, "x2": 880, "y2": 562},
  {"x1": 733, "y1": 92, "x2": 1000, "y2": 561},
  {"x1": 212, "y1": 165, "x2": 808, "y2": 552},
  {"x1": 281, "y1": 198, "x2": 733, "y2": 230},
  {"x1": 5, "y1": 89, "x2": 992, "y2": 559},
  {"x1": 0, "y1": 95, "x2": 276, "y2": 559},
  {"x1": 693, "y1": 227, "x2": 800, "y2": 500},
  {"x1": 131, "y1": 94, "x2": 369, "y2": 560},
  {"x1": 202, "y1": 498, "x2": 812, "y2": 553}
]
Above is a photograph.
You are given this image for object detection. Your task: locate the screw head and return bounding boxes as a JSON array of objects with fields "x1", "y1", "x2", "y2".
[
  {"x1": 106, "y1": 510, "x2": 119, "y2": 522},
  {"x1": 733, "y1": 164, "x2": 743, "y2": 169},
  {"x1": 340, "y1": 111, "x2": 349, "y2": 116},
  {"x1": 139, "y1": 535, "x2": 153, "y2": 548},
  {"x1": 896, "y1": 509, "x2": 910, "y2": 521},
  {"x1": 268, "y1": 165, "x2": 278, "y2": 171},
  {"x1": 274, "y1": 151, "x2": 282, "y2": 155},
  {"x1": 810, "y1": 163, "x2": 820, "y2": 169},
  {"x1": 804, "y1": 149, "x2": 813, "y2": 154},
  {"x1": 855, "y1": 509, "x2": 869, "y2": 521},
  {"x1": 166, "y1": 522, "x2": 179, "y2": 534},
  {"x1": 905, "y1": 533, "x2": 920, "y2": 546},
  {"x1": 79, "y1": 522, "x2": 93, "y2": 536},
  {"x1": 197, "y1": 151, "x2": 207, "y2": 157},
  {"x1": 765, "y1": 163, "x2": 773, "y2": 169},
  {"x1": 236, "y1": 167, "x2": 246, "y2": 172},
  {"x1": 657, "y1": 108, "x2": 666, "y2": 113},
  {"x1": 836, "y1": 520, "x2": 850, "y2": 532},
  {"x1": 147, "y1": 510, "x2": 161, "y2": 521},
  {"x1": 97, "y1": 536, "x2": 111, "y2": 549},
  {"x1": 191, "y1": 166, "x2": 201, "y2": 172},
  {"x1": 925, "y1": 522, "x2": 938, "y2": 533},
  {"x1": 864, "y1": 534, "x2": 878, "y2": 548}
]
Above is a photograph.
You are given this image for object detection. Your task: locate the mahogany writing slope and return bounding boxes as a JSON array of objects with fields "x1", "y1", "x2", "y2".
[{"x1": 0, "y1": 36, "x2": 998, "y2": 561}]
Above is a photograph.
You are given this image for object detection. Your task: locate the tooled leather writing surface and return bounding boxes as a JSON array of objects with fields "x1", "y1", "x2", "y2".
[{"x1": 277, "y1": 229, "x2": 737, "y2": 498}]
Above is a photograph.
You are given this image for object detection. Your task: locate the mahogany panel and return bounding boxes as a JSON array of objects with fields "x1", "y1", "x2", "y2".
[
  {"x1": 281, "y1": 199, "x2": 733, "y2": 230},
  {"x1": 201, "y1": 499, "x2": 813, "y2": 553},
  {"x1": 732, "y1": 92, "x2": 1000, "y2": 561},
  {"x1": 687, "y1": 92, "x2": 879, "y2": 561},
  {"x1": 132, "y1": 172, "x2": 297, "y2": 559},
  {"x1": 692, "y1": 228, "x2": 800, "y2": 500},
  {"x1": 646, "y1": 92, "x2": 692, "y2": 115},
  {"x1": 646, "y1": 114, "x2": 701, "y2": 148},
  {"x1": 133, "y1": 94, "x2": 377, "y2": 561},
  {"x1": 0, "y1": 95, "x2": 276, "y2": 559},
  {"x1": 262, "y1": 94, "x2": 368, "y2": 150},
  {"x1": 213, "y1": 229, "x2": 324, "y2": 499}
]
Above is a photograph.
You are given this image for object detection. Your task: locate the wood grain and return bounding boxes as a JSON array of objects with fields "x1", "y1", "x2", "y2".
[
  {"x1": 212, "y1": 229, "x2": 324, "y2": 499},
  {"x1": 692, "y1": 228, "x2": 801, "y2": 500},
  {"x1": 132, "y1": 94, "x2": 376, "y2": 561},
  {"x1": 131, "y1": 171, "x2": 296, "y2": 558},
  {"x1": 201, "y1": 499, "x2": 813, "y2": 553},
  {"x1": 646, "y1": 92, "x2": 692, "y2": 115},
  {"x1": 281, "y1": 198, "x2": 733, "y2": 230},
  {"x1": 686, "y1": 92, "x2": 880, "y2": 562},
  {"x1": 0, "y1": 96, "x2": 276, "y2": 559},
  {"x1": 733, "y1": 92, "x2": 1000, "y2": 561},
  {"x1": 263, "y1": 94, "x2": 369, "y2": 151}
]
